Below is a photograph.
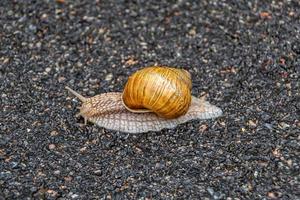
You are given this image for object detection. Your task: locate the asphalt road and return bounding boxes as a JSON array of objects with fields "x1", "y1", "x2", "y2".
[{"x1": 1, "y1": 0, "x2": 299, "y2": 199}]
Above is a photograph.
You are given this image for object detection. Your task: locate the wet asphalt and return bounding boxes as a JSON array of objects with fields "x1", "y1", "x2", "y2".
[{"x1": 0, "y1": 0, "x2": 299, "y2": 199}]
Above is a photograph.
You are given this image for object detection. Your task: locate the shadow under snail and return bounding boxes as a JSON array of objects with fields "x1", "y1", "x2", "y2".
[{"x1": 66, "y1": 66, "x2": 222, "y2": 133}]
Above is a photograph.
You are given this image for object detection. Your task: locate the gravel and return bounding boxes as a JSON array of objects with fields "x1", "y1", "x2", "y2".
[{"x1": 1, "y1": 0, "x2": 299, "y2": 199}]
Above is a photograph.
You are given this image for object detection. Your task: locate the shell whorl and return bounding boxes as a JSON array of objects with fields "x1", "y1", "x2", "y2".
[
  {"x1": 122, "y1": 66, "x2": 192, "y2": 119},
  {"x1": 66, "y1": 88, "x2": 222, "y2": 133}
]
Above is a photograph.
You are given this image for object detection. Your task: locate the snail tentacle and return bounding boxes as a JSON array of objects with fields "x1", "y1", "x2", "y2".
[{"x1": 66, "y1": 86, "x2": 87, "y2": 102}]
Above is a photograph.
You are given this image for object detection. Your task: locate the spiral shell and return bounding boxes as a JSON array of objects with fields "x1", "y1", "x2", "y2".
[{"x1": 122, "y1": 66, "x2": 192, "y2": 119}]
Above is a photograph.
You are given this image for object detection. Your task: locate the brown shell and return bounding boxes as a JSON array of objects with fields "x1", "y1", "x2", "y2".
[{"x1": 122, "y1": 66, "x2": 192, "y2": 119}]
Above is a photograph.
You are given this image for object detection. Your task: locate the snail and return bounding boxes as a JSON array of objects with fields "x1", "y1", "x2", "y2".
[{"x1": 66, "y1": 66, "x2": 222, "y2": 133}]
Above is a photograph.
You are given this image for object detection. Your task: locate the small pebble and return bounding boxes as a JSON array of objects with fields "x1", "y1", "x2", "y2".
[
  {"x1": 54, "y1": 170, "x2": 60, "y2": 175},
  {"x1": 55, "y1": 0, "x2": 65, "y2": 3},
  {"x1": 71, "y1": 194, "x2": 79, "y2": 199},
  {"x1": 47, "y1": 189, "x2": 58, "y2": 197},
  {"x1": 45, "y1": 67, "x2": 51, "y2": 73},
  {"x1": 58, "y1": 76, "x2": 66, "y2": 82},
  {"x1": 79, "y1": 147, "x2": 87, "y2": 152},
  {"x1": 93, "y1": 170, "x2": 102, "y2": 175},
  {"x1": 48, "y1": 144, "x2": 56, "y2": 150},
  {"x1": 248, "y1": 120, "x2": 257, "y2": 128},
  {"x1": 279, "y1": 122, "x2": 290, "y2": 129},
  {"x1": 50, "y1": 130, "x2": 59, "y2": 136},
  {"x1": 199, "y1": 124, "x2": 208, "y2": 132},
  {"x1": 264, "y1": 123, "x2": 273, "y2": 130},
  {"x1": 105, "y1": 73, "x2": 113, "y2": 81}
]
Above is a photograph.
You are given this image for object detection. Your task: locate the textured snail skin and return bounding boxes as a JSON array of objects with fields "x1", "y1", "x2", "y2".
[
  {"x1": 66, "y1": 87, "x2": 222, "y2": 134},
  {"x1": 122, "y1": 66, "x2": 192, "y2": 119}
]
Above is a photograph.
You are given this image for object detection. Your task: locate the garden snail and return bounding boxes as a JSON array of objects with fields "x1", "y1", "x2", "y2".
[{"x1": 66, "y1": 66, "x2": 222, "y2": 133}]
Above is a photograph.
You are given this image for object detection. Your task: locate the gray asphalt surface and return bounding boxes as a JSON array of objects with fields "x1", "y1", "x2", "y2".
[{"x1": 1, "y1": 0, "x2": 299, "y2": 199}]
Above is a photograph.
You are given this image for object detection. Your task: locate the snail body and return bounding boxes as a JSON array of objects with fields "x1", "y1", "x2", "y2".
[{"x1": 66, "y1": 66, "x2": 222, "y2": 133}]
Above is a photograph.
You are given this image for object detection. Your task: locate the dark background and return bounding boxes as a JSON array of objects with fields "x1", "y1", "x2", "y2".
[{"x1": 1, "y1": 0, "x2": 299, "y2": 199}]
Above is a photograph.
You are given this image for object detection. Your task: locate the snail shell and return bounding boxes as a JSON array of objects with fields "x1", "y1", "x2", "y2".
[{"x1": 122, "y1": 66, "x2": 192, "y2": 119}]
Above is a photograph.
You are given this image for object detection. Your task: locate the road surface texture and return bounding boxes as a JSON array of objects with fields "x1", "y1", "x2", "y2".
[{"x1": 1, "y1": 0, "x2": 299, "y2": 199}]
